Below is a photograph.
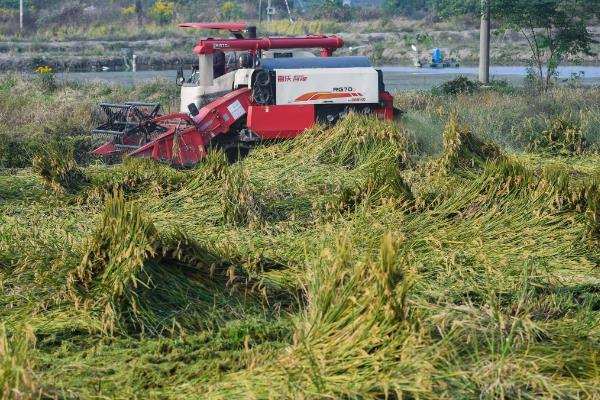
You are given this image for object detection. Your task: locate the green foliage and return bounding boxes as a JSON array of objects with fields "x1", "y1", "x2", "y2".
[
  {"x1": 219, "y1": 1, "x2": 242, "y2": 21},
  {"x1": 0, "y1": 325, "x2": 39, "y2": 399},
  {"x1": 315, "y1": 0, "x2": 351, "y2": 21},
  {"x1": 429, "y1": 0, "x2": 479, "y2": 18},
  {"x1": 31, "y1": 134, "x2": 88, "y2": 193},
  {"x1": 499, "y1": 0, "x2": 599, "y2": 92},
  {"x1": 433, "y1": 75, "x2": 480, "y2": 95},
  {"x1": 120, "y1": 5, "x2": 136, "y2": 17},
  {"x1": 530, "y1": 118, "x2": 586, "y2": 156},
  {"x1": 0, "y1": 135, "x2": 41, "y2": 169},
  {"x1": 384, "y1": 0, "x2": 429, "y2": 14},
  {"x1": 36, "y1": 72, "x2": 56, "y2": 94},
  {"x1": 149, "y1": 0, "x2": 175, "y2": 25}
]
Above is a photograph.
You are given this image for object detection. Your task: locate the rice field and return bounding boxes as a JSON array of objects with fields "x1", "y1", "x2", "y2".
[{"x1": 1, "y1": 74, "x2": 600, "y2": 399}]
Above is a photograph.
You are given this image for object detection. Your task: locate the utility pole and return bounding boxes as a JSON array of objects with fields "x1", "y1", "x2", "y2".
[
  {"x1": 259, "y1": 0, "x2": 263, "y2": 23},
  {"x1": 19, "y1": 0, "x2": 23, "y2": 31},
  {"x1": 267, "y1": 0, "x2": 273, "y2": 23},
  {"x1": 479, "y1": 0, "x2": 490, "y2": 84}
]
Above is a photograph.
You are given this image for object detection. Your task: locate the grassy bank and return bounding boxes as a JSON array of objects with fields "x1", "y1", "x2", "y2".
[
  {"x1": 4, "y1": 17, "x2": 599, "y2": 71},
  {"x1": 1, "y1": 75, "x2": 600, "y2": 398}
]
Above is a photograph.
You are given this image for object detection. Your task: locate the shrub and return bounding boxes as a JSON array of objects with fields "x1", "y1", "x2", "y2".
[
  {"x1": 120, "y1": 5, "x2": 136, "y2": 17},
  {"x1": 35, "y1": 65, "x2": 57, "y2": 94},
  {"x1": 0, "y1": 135, "x2": 42, "y2": 168},
  {"x1": 433, "y1": 75, "x2": 480, "y2": 96},
  {"x1": 149, "y1": 0, "x2": 175, "y2": 25},
  {"x1": 220, "y1": 1, "x2": 243, "y2": 21}
]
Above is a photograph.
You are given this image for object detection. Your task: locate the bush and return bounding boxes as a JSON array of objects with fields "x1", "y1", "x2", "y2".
[
  {"x1": 35, "y1": 66, "x2": 57, "y2": 94},
  {"x1": 0, "y1": 135, "x2": 42, "y2": 168},
  {"x1": 149, "y1": 0, "x2": 175, "y2": 25},
  {"x1": 120, "y1": 5, "x2": 136, "y2": 17},
  {"x1": 433, "y1": 76, "x2": 480, "y2": 96},
  {"x1": 219, "y1": 1, "x2": 243, "y2": 21},
  {"x1": 313, "y1": 0, "x2": 352, "y2": 21}
]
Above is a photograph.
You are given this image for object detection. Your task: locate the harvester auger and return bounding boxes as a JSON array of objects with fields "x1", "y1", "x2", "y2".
[{"x1": 92, "y1": 22, "x2": 398, "y2": 166}]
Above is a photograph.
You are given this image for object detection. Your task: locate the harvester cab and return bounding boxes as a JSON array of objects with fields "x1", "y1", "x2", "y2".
[{"x1": 92, "y1": 23, "x2": 397, "y2": 166}]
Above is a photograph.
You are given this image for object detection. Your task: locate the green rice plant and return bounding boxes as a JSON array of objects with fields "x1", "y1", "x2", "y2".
[
  {"x1": 82, "y1": 157, "x2": 188, "y2": 203},
  {"x1": 206, "y1": 234, "x2": 430, "y2": 399},
  {"x1": 221, "y1": 166, "x2": 266, "y2": 228},
  {"x1": 480, "y1": 157, "x2": 534, "y2": 198},
  {"x1": 570, "y1": 175, "x2": 600, "y2": 243},
  {"x1": 31, "y1": 134, "x2": 88, "y2": 193},
  {"x1": 314, "y1": 113, "x2": 411, "y2": 169},
  {"x1": 321, "y1": 165, "x2": 414, "y2": 218},
  {"x1": 195, "y1": 148, "x2": 229, "y2": 182},
  {"x1": 436, "y1": 115, "x2": 501, "y2": 174},
  {"x1": 5, "y1": 77, "x2": 600, "y2": 398},
  {"x1": 69, "y1": 191, "x2": 256, "y2": 335},
  {"x1": 530, "y1": 117, "x2": 586, "y2": 156},
  {"x1": 0, "y1": 325, "x2": 39, "y2": 400}
]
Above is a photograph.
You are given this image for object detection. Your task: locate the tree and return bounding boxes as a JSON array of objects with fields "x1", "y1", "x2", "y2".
[
  {"x1": 383, "y1": 0, "x2": 429, "y2": 15},
  {"x1": 499, "y1": 0, "x2": 599, "y2": 92},
  {"x1": 429, "y1": 0, "x2": 479, "y2": 18},
  {"x1": 148, "y1": 0, "x2": 175, "y2": 25},
  {"x1": 219, "y1": 1, "x2": 243, "y2": 21},
  {"x1": 315, "y1": 0, "x2": 351, "y2": 22},
  {"x1": 136, "y1": 0, "x2": 143, "y2": 26},
  {"x1": 432, "y1": 0, "x2": 600, "y2": 92}
]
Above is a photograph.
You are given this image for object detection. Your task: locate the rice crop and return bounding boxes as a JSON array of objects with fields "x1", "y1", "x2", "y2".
[{"x1": 2, "y1": 76, "x2": 600, "y2": 398}]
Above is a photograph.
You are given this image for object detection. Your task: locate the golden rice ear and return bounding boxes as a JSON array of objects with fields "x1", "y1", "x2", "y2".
[
  {"x1": 435, "y1": 114, "x2": 501, "y2": 174},
  {"x1": 32, "y1": 136, "x2": 88, "y2": 193}
]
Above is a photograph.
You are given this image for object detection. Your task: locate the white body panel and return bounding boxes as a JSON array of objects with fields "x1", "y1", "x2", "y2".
[
  {"x1": 179, "y1": 71, "x2": 235, "y2": 113},
  {"x1": 233, "y1": 68, "x2": 253, "y2": 89},
  {"x1": 179, "y1": 69, "x2": 254, "y2": 113},
  {"x1": 274, "y1": 67, "x2": 379, "y2": 105},
  {"x1": 263, "y1": 50, "x2": 316, "y2": 59}
]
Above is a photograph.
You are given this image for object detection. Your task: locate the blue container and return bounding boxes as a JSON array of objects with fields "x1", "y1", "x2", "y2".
[{"x1": 432, "y1": 48, "x2": 442, "y2": 64}]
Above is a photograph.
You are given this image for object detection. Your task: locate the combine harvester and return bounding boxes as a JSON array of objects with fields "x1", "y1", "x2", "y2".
[{"x1": 93, "y1": 23, "x2": 398, "y2": 166}]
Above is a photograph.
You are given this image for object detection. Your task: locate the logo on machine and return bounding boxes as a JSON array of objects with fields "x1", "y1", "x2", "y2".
[
  {"x1": 278, "y1": 75, "x2": 308, "y2": 83},
  {"x1": 213, "y1": 43, "x2": 230, "y2": 48},
  {"x1": 333, "y1": 87, "x2": 354, "y2": 92}
]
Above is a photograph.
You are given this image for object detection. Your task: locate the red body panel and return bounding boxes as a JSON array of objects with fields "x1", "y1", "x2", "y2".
[
  {"x1": 179, "y1": 22, "x2": 247, "y2": 30},
  {"x1": 375, "y1": 91, "x2": 395, "y2": 120},
  {"x1": 128, "y1": 88, "x2": 252, "y2": 166},
  {"x1": 248, "y1": 105, "x2": 315, "y2": 139}
]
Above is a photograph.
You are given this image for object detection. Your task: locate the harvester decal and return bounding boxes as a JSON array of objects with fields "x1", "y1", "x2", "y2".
[{"x1": 294, "y1": 92, "x2": 364, "y2": 102}]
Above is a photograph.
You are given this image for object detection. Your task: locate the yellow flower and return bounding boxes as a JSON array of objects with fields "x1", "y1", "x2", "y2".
[{"x1": 36, "y1": 66, "x2": 53, "y2": 75}]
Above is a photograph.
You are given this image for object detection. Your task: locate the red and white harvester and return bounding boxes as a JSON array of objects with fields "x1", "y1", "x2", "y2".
[{"x1": 93, "y1": 23, "x2": 397, "y2": 166}]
